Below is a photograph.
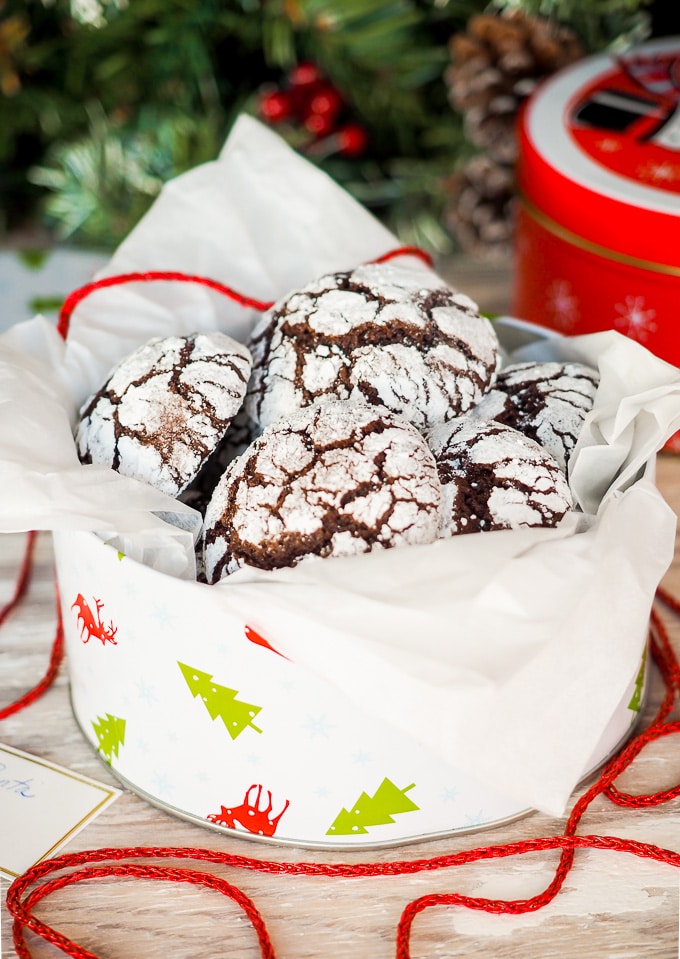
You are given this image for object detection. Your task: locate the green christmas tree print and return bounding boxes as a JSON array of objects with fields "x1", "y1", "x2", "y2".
[
  {"x1": 92, "y1": 713, "x2": 126, "y2": 764},
  {"x1": 178, "y1": 662, "x2": 263, "y2": 740},
  {"x1": 627, "y1": 650, "x2": 647, "y2": 712},
  {"x1": 326, "y1": 778, "x2": 419, "y2": 836}
]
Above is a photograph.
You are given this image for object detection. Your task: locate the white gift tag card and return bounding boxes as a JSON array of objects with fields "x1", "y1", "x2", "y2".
[{"x1": 0, "y1": 742, "x2": 120, "y2": 879}]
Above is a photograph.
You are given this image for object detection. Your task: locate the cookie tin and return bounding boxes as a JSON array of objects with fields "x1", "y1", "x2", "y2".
[
  {"x1": 54, "y1": 526, "x2": 647, "y2": 849},
  {"x1": 52, "y1": 319, "x2": 650, "y2": 850},
  {"x1": 513, "y1": 37, "x2": 680, "y2": 448}
]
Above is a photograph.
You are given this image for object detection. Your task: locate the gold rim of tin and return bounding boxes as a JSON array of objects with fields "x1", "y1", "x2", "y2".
[{"x1": 519, "y1": 194, "x2": 680, "y2": 278}]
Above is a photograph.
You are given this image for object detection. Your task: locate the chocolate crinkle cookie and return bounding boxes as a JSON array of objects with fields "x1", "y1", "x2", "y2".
[
  {"x1": 76, "y1": 332, "x2": 252, "y2": 497},
  {"x1": 428, "y1": 417, "x2": 573, "y2": 537},
  {"x1": 203, "y1": 400, "x2": 442, "y2": 583},
  {"x1": 471, "y1": 361, "x2": 599, "y2": 473},
  {"x1": 179, "y1": 405, "x2": 256, "y2": 516},
  {"x1": 245, "y1": 262, "x2": 500, "y2": 434}
]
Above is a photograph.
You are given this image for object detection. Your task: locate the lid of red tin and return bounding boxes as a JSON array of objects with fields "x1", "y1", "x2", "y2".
[{"x1": 518, "y1": 37, "x2": 680, "y2": 272}]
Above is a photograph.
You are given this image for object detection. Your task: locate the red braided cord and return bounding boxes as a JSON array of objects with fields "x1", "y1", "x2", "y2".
[
  {"x1": 5, "y1": 592, "x2": 680, "y2": 959},
  {"x1": 0, "y1": 607, "x2": 64, "y2": 722},
  {"x1": 56, "y1": 246, "x2": 434, "y2": 340},
  {"x1": 0, "y1": 534, "x2": 65, "y2": 722},
  {"x1": 6, "y1": 836, "x2": 680, "y2": 957},
  {"x1": 368, "y1": 246, "x2": 434, "y2": 268},
  {"x1": 656, "y1": 583, "x2": 680, "y2": 616},
  {"x1": 0, "y1": 530, "x2": 37, "y2": 628},
  {"x1": 603, "y1": 606, "x2": 680, "y2": 809},
  {"x1": 56, "y1": 272, "x2": 275, "y2": 340},
  {"x1": 11, "y1": 863, "x2": 275, "y2": 959}
]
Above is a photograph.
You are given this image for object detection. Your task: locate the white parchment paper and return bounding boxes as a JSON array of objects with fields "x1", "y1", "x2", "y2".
[{"x1": 1, "y1": 115, "x2": 680, "y2": 814}]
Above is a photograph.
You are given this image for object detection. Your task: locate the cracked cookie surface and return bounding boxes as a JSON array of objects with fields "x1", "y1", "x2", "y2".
[
  {"x1": 203, "y1": 400, "x2": 442, "y2": 582},
  {"x1": 245, "y1": 262, "x2": 500, "y2": 434},
  {"x1": 428, "y1": 417, "x2": 572, "y2": 536},
  {"x1": 471, "y1": 361, "x2": 599, "y2": 473},
  {"x1": 76, "y1": 332, "x2": 252, "y2": 496}
]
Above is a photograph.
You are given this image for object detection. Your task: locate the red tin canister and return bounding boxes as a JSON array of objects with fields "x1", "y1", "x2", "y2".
[{"x1": 513, "y1": 38, "x2": 680, "y2": 380}]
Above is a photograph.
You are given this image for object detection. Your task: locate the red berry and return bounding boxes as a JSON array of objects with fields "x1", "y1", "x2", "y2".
[
  {"x1": 308, "y1": 85, "x2": 343, "y2": 119},
  {"x1": 304, "y1": 112, "x2": 336, "y2": 137},
  {"x1": 258, "y1": 89, "x2": 294, "y2": 123},
  {"x1": 288, "y1": 61, "x2": 323, "y2": 88},
  {"x1": 337, "y1": 123, "x2": 368, "y2": 157}
]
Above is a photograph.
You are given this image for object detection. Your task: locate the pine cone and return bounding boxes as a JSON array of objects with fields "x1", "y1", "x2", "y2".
[
  {"x1": 444, "y1": 10, "x2": 584, "y2": 255},
  {"x1": 446, "y1": 11, "x2": 583, "y2": 160},
  {"x1": 0, "y1": 13, "x2": 30, "y2": 97},
  {"x1": 444, "y1": 153, "x2": 516, "y2": 260}
]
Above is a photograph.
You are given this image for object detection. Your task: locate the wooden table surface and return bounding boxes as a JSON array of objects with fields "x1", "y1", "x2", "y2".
[{"x1": 1, "y1": 261, "x2": 679, "y2": 958}]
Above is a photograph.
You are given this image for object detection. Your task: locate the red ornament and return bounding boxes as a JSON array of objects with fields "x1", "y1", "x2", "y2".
[
  {"x1": 336, "y1": 123, "x2": 368, "y2": 157},
  {"x1": 257, "y1": 88, "x2": 294, "y2": 123}
]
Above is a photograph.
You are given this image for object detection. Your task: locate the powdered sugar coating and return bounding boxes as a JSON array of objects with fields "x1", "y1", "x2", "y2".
[
  {"x1": 245, "y1": 262, "x2": 500, "y2": 434},
  {"x1": 471, "y1": 361, "x2": 599, "y2": 473},
  {"x1": 203, "y1": 400, "x2": 442, "y2": 582},
  {"x1": 428, "y1": 417, "x2": 572, "y2": 536},
  {"x1": 76, "y1": 332, "x2": 252, "y2": 496},
  {"x1": 179, "y1": 404, "x2": 256, "y2": 516}
]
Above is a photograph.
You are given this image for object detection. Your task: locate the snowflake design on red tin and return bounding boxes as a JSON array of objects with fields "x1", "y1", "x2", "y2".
[
  {"x1": 546, "y1": 279, "x2": 579, "y2": 332},
  {"x1": 596, "y1": 137, "x2": 623, "y2": 154},
  {"x1": 636, "y1": 160, "x2": 680, "y2": 185},
  {"x1": 614, "y1": 295, "x2": 658, "y2": 343}
]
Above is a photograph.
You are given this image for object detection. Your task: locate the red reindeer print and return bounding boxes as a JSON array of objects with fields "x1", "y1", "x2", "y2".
[
  {"x1": 207, "y1": 784, "x2": 290, "y2": 837},
  {"x1": 71, "y1": 594, "x2": 118, "y2": 646}
]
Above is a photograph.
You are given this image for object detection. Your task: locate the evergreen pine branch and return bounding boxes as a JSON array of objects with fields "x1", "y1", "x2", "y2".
[
  {"x1": 491, "y1": 0, "x2": 652, "y2": 50},
  {"x1": 2, "y1": 0, "x2": 654, "y2": 244}
]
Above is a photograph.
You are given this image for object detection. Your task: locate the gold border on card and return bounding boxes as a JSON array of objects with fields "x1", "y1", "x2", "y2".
[{"x1": 0, "y1": 743, "x2": 119, "y2": 878}]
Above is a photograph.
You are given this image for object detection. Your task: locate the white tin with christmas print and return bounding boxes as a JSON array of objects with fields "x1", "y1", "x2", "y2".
[
  {"x1": 53, "y1": 518, "x2": 648, "y2": 849},
  {"x1": 50, "y1": 314, "x2": 668, "y2": 850}
]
